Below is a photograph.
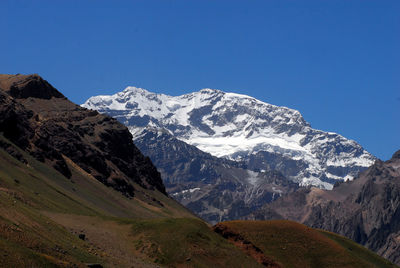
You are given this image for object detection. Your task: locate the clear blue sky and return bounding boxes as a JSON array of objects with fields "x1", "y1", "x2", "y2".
[{"x1": 1, "y1": 0, "x2": 399, "y2": 160}]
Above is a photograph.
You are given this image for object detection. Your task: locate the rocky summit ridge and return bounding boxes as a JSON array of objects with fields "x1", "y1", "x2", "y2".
[
  {"x1": 0, "y1": 74, "x2": 166, "y2": 197},
  {"x1": 83, "y1": 86, "x2": 375, "y2": 189}
]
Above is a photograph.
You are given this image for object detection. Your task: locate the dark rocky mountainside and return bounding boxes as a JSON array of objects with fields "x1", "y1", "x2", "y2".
[
  {"x1": 0, "y1": 73, "x2": 65, "y2": 99},
  {"x1": 248, "y1": 150, "x2": 400, "y2": 265},
  {"x1": 134, "y1": 128, "x2": 298, "y2": 223},
  {"x1": 0, "y1": 74, "x2": 165, "y2": 197}
]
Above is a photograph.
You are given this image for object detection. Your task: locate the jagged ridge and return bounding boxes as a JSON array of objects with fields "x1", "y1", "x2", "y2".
[
  {"x1": 83, "y1": 86, "x2": 375, "y2": 189},
  {"x1": 0, "y1": 74, "x2": 166, "y2": 197}
]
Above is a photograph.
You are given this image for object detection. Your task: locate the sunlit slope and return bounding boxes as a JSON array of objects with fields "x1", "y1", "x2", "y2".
[
  {"x1": 128, "y1": 218, "x2": 263, "y2": 268},
  {"x1": 0, "y1": 138, "x2": 100, "y2": 267},
  {"x1": 0, "y1": 135, "x2": 194, "y2": 219},
  {"x1": 0, "y1": 136, "x2": 262, "y2": 267},
  {"x1": 0, "y1": 136, "x2": 192, "y2": 267},
  {"x1": 214, "y1": 220, "x2": 396, "y2": 268}
]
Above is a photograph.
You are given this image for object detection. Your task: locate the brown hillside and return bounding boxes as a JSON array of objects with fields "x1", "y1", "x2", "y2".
[
  {"x1": 248, "y1": 150, "x2": 400, "y2": 265},
  {"x1": 214, "y1": 220, "x2": 395, "y2": 268}
]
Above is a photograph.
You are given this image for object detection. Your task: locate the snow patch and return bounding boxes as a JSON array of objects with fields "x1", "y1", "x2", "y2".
[
  {"x1": 247, "y1": 170, "x2": 259, "y2": 186},
  {"x1": 172, "y1": 188, "x2": 201, "y2": 196}
]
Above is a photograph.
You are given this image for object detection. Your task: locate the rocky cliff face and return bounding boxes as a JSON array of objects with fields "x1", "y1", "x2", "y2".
[
  {"x1": 248, "y1": 150, "x2": 400, "y2": 265},
  {"x1": 134, "y1": 127, "x2": 298, "y2": 223},
  {"x1": 0, "y1": 74, "x2": 166, "y2": 197},
  {"x1": 83, "y1": 86, "x2": 375, "y2": 189}
]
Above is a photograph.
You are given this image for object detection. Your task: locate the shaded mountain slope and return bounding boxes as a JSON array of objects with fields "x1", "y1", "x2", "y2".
[
  {"x1": 0, "y1": 74, "x2": 165, "y2": 197},
  {"x1": 248, "y1": 150, "x2": 400, "y2": 265},
  {"x1": 134, "y1": 127, "x2": 298, "y2": 223}
]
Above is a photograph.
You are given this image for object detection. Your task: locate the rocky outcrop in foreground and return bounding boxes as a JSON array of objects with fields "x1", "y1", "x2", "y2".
[{"x1": 0, "y1": 74, "x2": 165, "y2": 197}]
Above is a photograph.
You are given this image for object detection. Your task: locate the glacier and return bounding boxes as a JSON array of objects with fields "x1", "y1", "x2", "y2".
[{"x1": 83, "y1": 86, "x2": 376, "y2": 189}]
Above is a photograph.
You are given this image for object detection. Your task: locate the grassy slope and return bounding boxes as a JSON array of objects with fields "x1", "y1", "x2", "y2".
[
  {"x1": 129, "y1": 218, "x2": 262, "y2": 268},
  {"x1": 0, "y1": 148, "x2": 99, "y2": 267},
  {"x1": 0, "y1": 134, "x2": 396, "y2": 267},
  {"x1": 0, "y1": 136, "x2": 260, "y2": 267},
  {"x1": 319, "y1": 230, "x2": 395, "y2": 268},
  {"x1": 218, "y1": 220, "x2": 396, "y2": 268}
]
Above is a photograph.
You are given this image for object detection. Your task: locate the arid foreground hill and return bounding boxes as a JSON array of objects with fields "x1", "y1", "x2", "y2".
[
  {"x1": 248, "y1": 150, "x2": 400, "y2": 266},
  {"x1": 0, "y1": 74, "x2": 395, "y2": 267}
]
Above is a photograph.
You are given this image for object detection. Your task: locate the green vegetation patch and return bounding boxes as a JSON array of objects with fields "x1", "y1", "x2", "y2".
[
  {"x1": 219, "y1": 220, "x2": 395, "y2": 268},
  {"x1": 319, "y1": 230, "x2": 395, "y2": 268},
  {"x1": 130, "y1": 218, "x2": 262, "y2": 268}
]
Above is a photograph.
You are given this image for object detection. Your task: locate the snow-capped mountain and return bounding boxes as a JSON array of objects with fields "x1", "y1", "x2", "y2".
[{"x1": 83, "y1": 86, "x2": 375, "y2": 189}]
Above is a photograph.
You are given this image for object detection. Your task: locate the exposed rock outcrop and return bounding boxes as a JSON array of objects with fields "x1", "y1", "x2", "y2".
[
  {"x1": 134, "y1": 128, "x2": 298, "y2": 223},
  {"x1": 213, "y1": 223, "x2": 281, "y2": 267},
  {"x1": 248, "y1": 150, "x2": 400, "y2": 265},
  {"x1": 0, "y1": 74, "x2": 166, "y2": 197},
  {"x1": 0, "y1": 74, "x2": 64, "y2": 99}
]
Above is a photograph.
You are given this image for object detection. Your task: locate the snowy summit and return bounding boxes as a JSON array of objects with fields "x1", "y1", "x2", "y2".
[{"x1": 83, "y1": 86, "x2": 376, "y2": 189}]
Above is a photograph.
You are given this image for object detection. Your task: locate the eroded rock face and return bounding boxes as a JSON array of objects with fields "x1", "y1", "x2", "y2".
[
  {"x1": 0, "y1": 74, "x2": 166, "y2": 197},
  {"x1": 0, "y1": 74, "x2": 65, "y2": 99},
  {"x1": 248, "y1": 150, "x2": 400, "y2": 265},
  {"x1": 213, "y1": 223, "x2": 281, "y2": 267},
  {"x1": 134, "y1": 128, "x2": 298, "y2": 223}
]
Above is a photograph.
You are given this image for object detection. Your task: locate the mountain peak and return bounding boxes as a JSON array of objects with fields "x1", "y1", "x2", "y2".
[
  {"x1": 391, "y1": 150, "x2": 400, "y2": 160},
  {"x1": 83, "y1": 85, "x2": 375, "y2": 189},
  {"x1": 199, "y1": 88, "x2": 222, "y2": 94},
  {"x1": 122, "y1": 86, "x2": 150, "y2": 94},
  {"x1": 83, "y1": 87, "x2": 375, "y2": 189},
  {"x1": 0, "y1": 74, "x2": 65, "y2": 100}
]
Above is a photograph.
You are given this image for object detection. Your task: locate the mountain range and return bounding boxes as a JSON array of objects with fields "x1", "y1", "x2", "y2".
[
  {"x1": 83, "y1": 86, "x2": 375, "y2": 189},
  {"x1": 133, "y1": 127, "x2": 299, "y2": 223},
  {"x1": 247, "y1": 149, "x2": 400, "y2": 265},
  {"x1": 0, "y1": 73, "x2": 396, "y2": 267},
  {"x1": 83, "y1": 86, "x2": 376, "y2": 222}
]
